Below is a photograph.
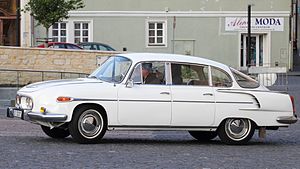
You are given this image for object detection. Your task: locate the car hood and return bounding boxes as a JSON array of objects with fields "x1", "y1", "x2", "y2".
[{"x1": 19, "y1": 78, "x2": 103, "y2": 93}]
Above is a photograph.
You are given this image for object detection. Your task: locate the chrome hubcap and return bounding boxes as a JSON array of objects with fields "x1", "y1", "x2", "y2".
[
  {"x1": 225, "y1": 119, "x2": 251, "y2": 141},
  {"x1": 78, "y1": 109, "x2": 103, "y2": 139}
]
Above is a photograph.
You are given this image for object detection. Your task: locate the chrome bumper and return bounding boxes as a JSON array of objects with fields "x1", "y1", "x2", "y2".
[
  {"x1": 7, "y1": 107, "x2": 67, "y2": 122},
  {"x1": 276, "y1": 116, "x2": 298, "y2": 124}
]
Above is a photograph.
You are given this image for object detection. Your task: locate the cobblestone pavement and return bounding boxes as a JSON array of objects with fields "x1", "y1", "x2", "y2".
[{"x1": 1, "y1": 76, "x2": 300, "y2": 169}]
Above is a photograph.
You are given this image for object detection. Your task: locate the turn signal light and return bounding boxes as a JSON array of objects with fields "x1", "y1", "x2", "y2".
[
  {"x1": 40, "y1": 107, "x2": 46, "y2": 113},
  {"x1": 57, "y1": 97, "x2": 73, "y2": 102}
]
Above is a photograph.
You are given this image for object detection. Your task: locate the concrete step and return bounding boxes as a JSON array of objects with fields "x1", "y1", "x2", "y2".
[
  {"x1": 0, "y1": 87, "x2": 18, "y2": 100},
  {"x1": 0, "y1": 100, "x2": 11, "y2": 107},
  {"x1": 0, "y1": 100, "x2": 12, "y2": 117},
  {"x1": 0, "y1": 108, "x2": 7, "y2": 116}
]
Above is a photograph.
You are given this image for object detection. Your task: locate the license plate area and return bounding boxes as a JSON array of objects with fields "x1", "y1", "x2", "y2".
[{"x1": 13, "y1": 109, "x2": 23, "y2": 118}]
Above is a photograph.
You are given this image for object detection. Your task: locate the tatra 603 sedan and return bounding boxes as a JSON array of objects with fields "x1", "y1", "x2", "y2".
[{"x1": 7, "y1": 53, "x2": 297, "y2": 144}]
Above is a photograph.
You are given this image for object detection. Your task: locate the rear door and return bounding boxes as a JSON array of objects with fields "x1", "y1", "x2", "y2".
[{"x1": 170, "y1": 63, "x2": 215, "y2": 126}]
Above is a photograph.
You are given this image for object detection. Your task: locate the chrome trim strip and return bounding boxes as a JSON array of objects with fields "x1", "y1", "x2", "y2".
[
  {"x1": 108, "y1": 125, "x2": 217, "y2": 131},
  {"x1": 73, "y1": 98, "x2": 118, "y2": 102},
  {"x1": 73, "y1": 98, "x2": 253, "y2": 104},
  {"x1": 217, "y1": 88, "x2": 288, "y2": 94},
  {"x1": 119, "y1": 99, "x2": 170, "y2": 103},
  {"x1": 173, "y1": 100, "x2": 214, "y2": 104},
  {"x1": 216, "y1": 101, "x2": 253, "y2": 104}
]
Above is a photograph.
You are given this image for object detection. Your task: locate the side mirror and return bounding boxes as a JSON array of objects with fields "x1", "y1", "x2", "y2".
[{"x1": 126, "y1": 79, "x2": 134, "y2": 88}]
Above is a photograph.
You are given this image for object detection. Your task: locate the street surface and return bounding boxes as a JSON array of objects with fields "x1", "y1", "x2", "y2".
[{"x1": 1, "y1": 76, "x2": 300, "y2": 169}]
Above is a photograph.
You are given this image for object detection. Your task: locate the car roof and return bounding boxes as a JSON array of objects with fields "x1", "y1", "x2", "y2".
[
  {"x1": 79, "y1": 42, "x2": 109, "y2": 45},
  {"x1": 118, "y1": 53, "x2": 229, "y2": 70},
  {"x1": 37, "y1": 42, "x2": 82, "y2": 48}
]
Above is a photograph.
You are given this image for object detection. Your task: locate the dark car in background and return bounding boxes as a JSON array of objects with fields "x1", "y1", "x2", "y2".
[
  {"x1": 37, "y1": 42, "x2": 83, "y2": 50},
  {"x1": 78, "y1": 42, "x2": 116, "y2": 51}
]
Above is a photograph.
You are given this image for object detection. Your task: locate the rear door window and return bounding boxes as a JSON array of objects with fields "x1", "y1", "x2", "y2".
[{"x1": 171, "y1": 63, "x2": 209, "y2": 86}]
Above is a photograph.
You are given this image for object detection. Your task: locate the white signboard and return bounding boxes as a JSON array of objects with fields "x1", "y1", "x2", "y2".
[{"x1": 225, "y1": 17, "x2": 284, "y2": 31}]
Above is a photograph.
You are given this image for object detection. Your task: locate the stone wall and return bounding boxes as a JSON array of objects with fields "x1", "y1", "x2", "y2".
[{"x1": 0, "y1": 46, "x2": 119, "y2": 86}]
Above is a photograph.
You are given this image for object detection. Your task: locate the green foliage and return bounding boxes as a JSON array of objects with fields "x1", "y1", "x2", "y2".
[{"x1": 23, "y1": 0, "x2": 85, "y2": 29}]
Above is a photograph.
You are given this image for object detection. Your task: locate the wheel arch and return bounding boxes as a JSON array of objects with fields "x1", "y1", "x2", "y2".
[
  {"x1": 72, "y1": 103, "x2": 108, "y2": 122},
  {"x1": 216, "y1": 117, "x2": 258, "y2": 130}
]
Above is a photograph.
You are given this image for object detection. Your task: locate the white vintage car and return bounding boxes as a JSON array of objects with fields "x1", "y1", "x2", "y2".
[{"x1": 7, "y1": 53, "x2": 297, "y2": 144}]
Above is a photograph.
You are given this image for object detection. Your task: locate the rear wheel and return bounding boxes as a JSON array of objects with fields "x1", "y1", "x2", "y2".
[
  {"x1": 218, "y1": 118, "x2": 255, "y2": 145},
  {"x1": 41, "y1": 126, "x2": 70, "y2": 139},
  {"x1": 69, "y1": 106, "x2": 107, "y2": 144},
  {"x1": 188, "y1": 131, "x2": 217, "y2": 141}
]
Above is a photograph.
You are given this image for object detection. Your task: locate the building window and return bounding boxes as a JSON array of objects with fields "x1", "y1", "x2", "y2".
[
  {"x1": 74, "y1": 22, "x2": 89, "y2": 43},
  {"x1": 146, "y1": 21, "x2": 167, "y2": 47},
  {"x1": 52, "y1": 22, "x2": 67, "y2": 42}
]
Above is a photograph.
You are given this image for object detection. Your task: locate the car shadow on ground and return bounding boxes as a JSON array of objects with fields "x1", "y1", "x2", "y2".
[{"x1": 27, "y1": 135, "x2": 299, "y2": 147}]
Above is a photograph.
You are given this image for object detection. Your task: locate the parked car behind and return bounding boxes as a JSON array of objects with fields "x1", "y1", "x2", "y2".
[
  {"x1": 78, "y1": 42, "x2": 115, "y2": 51},
  {"x1": 7, "y1": 53, "x2": 298, "y2": 145},
  {"x1": 37, "y1": 42, "x2": 82, "y2": 50}
]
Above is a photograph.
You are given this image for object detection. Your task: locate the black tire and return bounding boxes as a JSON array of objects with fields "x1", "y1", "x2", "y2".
[
  {"x1": 188, "y1": 131, "x2": 217, "y2": 141},
  {"x1": 69, "y1": 105, "x2": 107, "y2": 144},
  {"x1": 41, "y1": 125, "x2": 70, "y2": 139},
  {"x1": 218, "y1": 118, "x2": 255, "y2": 145}
]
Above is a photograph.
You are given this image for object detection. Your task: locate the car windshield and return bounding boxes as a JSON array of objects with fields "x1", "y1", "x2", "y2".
[
  {"x1": 230, "y1": 67, "x2": 260, "y2": 88},
  {"x1": 89, "y1": 56, "x2": 132, "y2": 83}
]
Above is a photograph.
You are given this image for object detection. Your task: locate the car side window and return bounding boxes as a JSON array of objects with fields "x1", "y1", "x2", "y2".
[
  {"x1": 67, "y1": 44, "x2": 81, "y2": 49},
  {"x1": 130, "y1": 62, "x2": 166, "y2": 85},
  {"x1": 52, "y1": 44, "x2": 64, "y2": 49},
  {"x1": 171, "y1": 63, "x2": 209, "y2": 86},
  {"x1": 211, "y1": 67, "x2": 232, "y2": 87},
  {"x1": 99, "y1": 45, "x2": 107, "y2": 51}
]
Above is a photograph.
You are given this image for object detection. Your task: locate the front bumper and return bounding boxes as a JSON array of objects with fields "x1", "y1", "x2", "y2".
[
  {"x1": 276, "y1": 116, "x2": 298, "y2": 124},
  {"x1": 7, "y1": 107, "x2": 67, "y2": 122}
]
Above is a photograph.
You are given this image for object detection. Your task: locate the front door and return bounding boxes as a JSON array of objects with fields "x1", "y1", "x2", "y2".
[
  {"x1": 118, "y1": 62, "x2": 172, "y2": 126},
  {"x1": 240, "y1": 34, "x2": 266, "y2": 67}
]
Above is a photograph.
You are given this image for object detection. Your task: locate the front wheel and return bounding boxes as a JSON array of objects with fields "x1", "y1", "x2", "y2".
[
  {"x1": 69, "y1": 106, "x2": 107, "y2": 144},
  {"x1": 41, "y1": 126, "x2": 70, "y2": 139},
  {"x1": 188, "y1": 131, "x2": 217, "y2": 141},
  {"x1": 218, "y1": 118, "x2": 255, "y2": 145}
]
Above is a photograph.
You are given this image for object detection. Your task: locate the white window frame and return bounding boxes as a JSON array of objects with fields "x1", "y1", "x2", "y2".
[
  {"x1": 49, "y1": 22, "x2": 68, "y2": 42},
  {"x1": 238, "y1": 32, "x2": 271, "y2": 68},
  {"x1": 73, "y1": 21, "x2": 91, "y2": 43},
  {"x1": 145, "y1": 20, "x2": 167, "y2": 48}
]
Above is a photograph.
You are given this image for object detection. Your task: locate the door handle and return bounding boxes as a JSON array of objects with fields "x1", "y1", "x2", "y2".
[
  {"x1": 203, "y1": 93, "x2": 213, "y2": 96},
  {"x1": 160, "y1": 92, "x2": 170, "y2": 95}
]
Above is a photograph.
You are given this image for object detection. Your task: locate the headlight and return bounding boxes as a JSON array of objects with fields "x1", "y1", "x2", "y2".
[
  {"x1": 25, "y1": 97, "x2": 33, "y2": 109},
  {"x1": 17, "y1": 95, "x2": 33, "y2": 110}
]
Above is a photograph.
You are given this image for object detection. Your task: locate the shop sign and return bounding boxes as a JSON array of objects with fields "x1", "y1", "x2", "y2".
[{"x1": 225, "y1": 17, "x2": 284, "y2": 31}]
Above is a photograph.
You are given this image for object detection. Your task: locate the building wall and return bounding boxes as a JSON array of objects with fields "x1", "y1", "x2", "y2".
[
  {"x1": 80, "y1": 0, "x2": 289, "y2": 11},
  {"x1": 29, "y1": 0, "x2": 292, "y2": 68}
]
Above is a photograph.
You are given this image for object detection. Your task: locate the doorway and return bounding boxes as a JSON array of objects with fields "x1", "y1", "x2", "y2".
[
  {"x1": 0, "y1": 0, "x2": 19, "y2": 46},
  {"x1": 240, "y1": 34, "x2": 269, "y2": 67}
]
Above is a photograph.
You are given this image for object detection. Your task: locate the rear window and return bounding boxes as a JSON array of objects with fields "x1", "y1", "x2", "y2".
[{"x1": 230, "y1": 68, "x2": 260, "y2": 88}]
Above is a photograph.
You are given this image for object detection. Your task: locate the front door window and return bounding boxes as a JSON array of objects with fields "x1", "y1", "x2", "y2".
[{"x1": 130, "y1": 62, "x2": 166, "y2": 85}]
